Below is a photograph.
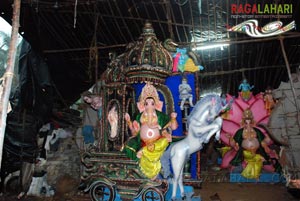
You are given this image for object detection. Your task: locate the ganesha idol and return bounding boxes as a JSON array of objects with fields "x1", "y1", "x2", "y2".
[
  {"x1": 124, "y1": 83, "x2": 178, "y2": 179},
  {"x1": 219, "y1": 93, "x2": 281, "y2": 180}
]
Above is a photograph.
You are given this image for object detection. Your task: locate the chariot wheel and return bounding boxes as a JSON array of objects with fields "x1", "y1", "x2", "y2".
[
  {"x1": 90, "y1": 181, "x2": 115, "y2": 201},
  {"x1": 142, "y1": 187, "x2": 164, "y2": 201}
]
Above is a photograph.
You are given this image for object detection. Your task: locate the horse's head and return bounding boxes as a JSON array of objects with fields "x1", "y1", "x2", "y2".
[{"x1": 188, "y1": 94, "x2": 223, "y2": 126}]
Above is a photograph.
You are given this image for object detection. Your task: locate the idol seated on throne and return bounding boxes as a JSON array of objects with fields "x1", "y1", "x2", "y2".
[
  {"x1": 221, "y1": 109, "x2": 281, "y2": 179},
  {"x1": 123, "y1": 83, "x2": 178, "y2": 179}
]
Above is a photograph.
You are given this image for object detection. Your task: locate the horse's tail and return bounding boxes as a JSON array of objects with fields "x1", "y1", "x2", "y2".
[{"x1": 161, "y1": 144, "x2": 174, "y2": 179}]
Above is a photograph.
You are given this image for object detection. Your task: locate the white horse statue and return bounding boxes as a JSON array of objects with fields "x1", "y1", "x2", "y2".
[{"x1": 170, "y1": 94, "x2": 226, "y2": 200}]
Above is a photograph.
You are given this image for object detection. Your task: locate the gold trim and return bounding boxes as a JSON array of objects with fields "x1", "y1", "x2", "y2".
[{"x1": 125, "y1": 145, "x2": 137, "y2": 153}]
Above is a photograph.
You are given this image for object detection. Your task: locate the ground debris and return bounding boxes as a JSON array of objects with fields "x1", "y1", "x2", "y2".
[{"x1": 210, "y1": 192, "x2": 222, "y2": 201}]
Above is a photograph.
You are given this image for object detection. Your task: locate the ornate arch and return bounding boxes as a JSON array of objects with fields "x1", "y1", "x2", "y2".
[{"x1": 156, "y1": 84, "x2": 175, "y2": 115}]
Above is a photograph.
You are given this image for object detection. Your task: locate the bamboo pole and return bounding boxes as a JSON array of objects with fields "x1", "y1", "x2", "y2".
[{"x1": 0, "y1": 0, "x2": 21, "y2": 171}]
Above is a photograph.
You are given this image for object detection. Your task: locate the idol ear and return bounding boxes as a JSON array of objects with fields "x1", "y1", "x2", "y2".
[
  {"x1": 155, "y1": 101, "x2": 163, "y2": 112},
  {"x1": 137, "y1": 102, "x2": 145, "y2": 112}
]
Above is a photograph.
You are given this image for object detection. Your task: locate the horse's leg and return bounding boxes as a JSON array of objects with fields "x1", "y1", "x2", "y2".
[
  {"x1": 178, "y1": 167, "x2": 185, "y2": 199},
  {"x1": 204, "y1": 118, "x2": 222, "y2": 142},
  {"x1": 171, "y1": 155, "x2": 186, "y2": 200},
  {"x1": 171, "y1": 156, "x2": 179, "y2": 200},
  {"x1": 171, "y1": 175, "x2": 178, "y2": 200},
  {"x1": 205, "y1": 126, "x2": 219, "y2": 142},
  {"x1": 189, "y1": 117, "x2": 222, "y2": 139}
]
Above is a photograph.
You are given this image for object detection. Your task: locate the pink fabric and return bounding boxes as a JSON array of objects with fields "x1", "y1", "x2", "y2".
[{"x1": 172, "y1": 53, "x2": 180, "y2": 72}]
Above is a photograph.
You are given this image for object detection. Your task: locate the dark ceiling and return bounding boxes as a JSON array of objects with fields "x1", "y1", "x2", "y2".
[{"x1": 1, "y1": 0, "x2": 300, "y2": 106}]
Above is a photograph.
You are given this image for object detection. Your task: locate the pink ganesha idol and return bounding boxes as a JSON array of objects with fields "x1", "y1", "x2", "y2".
[
  {"x1": 124, "y1": 83, "x2": 178, "y2": 179},
  {"x1": 219, "y1": 92, "x2": 281, "y2": 179}
]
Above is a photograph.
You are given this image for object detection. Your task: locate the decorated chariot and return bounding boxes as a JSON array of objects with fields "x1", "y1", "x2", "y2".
[{"x1": 79, "y1": 23, "x2": 218, "y2": 201}]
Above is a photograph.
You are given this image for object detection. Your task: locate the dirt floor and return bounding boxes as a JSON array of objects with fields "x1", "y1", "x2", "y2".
[
  {"x1": 197, "y1": 182, "x2": 299, "y2": 201},
  {"x1": 1, "y1": 182, "x2": 299, "y2": 201},
  {"x1": 1, "y1": 153, "x2": 299, "y2": 201}
]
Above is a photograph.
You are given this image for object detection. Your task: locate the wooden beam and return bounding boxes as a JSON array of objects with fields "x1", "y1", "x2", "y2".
[
  {"x1": 199, "y1": 63, "x2": 300, "y2": 77},
  {"x1": 43, "y1": 33, "x2": 300, "y2": 54},
  {"x1": 0, "y1": 0, "x2": 21, "y2": 171}
]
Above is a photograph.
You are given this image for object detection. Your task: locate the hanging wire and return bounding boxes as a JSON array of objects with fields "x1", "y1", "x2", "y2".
[
  {"x1": 174, "y1": 0, "x2": 189, "y2": 6},
  {"x1": 73, "y1": 0, "x2": 78, "y2": 28},
  {"x1": 35, "y1": 0, "x2": 39, "y2": 13}
]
